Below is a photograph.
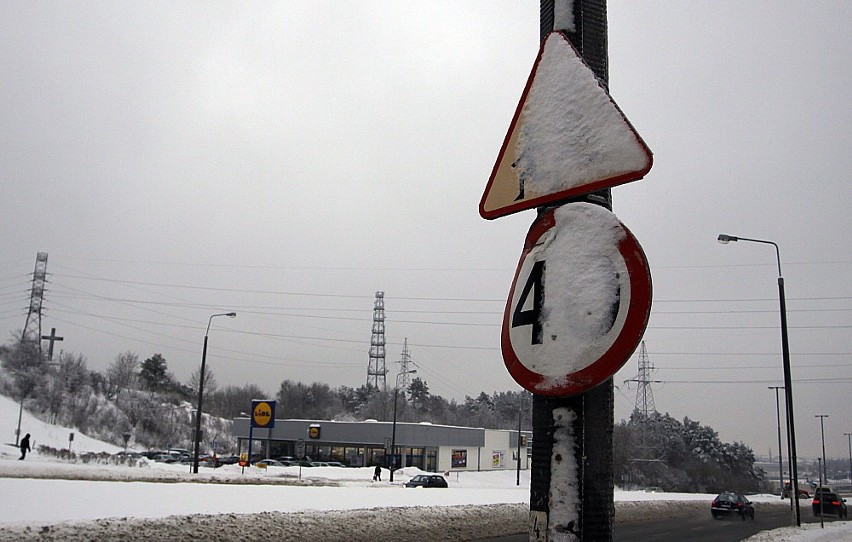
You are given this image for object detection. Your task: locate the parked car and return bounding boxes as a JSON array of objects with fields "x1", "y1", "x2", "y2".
[
  {"x1": 218, "y1": 455, "x2": 240, "y2": 465},
  {"x1": 152, "y1": 453, "x2": 178, "y2": 463},
  {"x1": 282, "y1": 459, "x2": 313, "y2": 467},
  {"x1": 812, "y1": 492, "x2": 848, "y2": 518},
  {"x1": 404, "y1": 474, "x2": 448, "y2": 488},
  {"x1": 711, "y1": 491, "x2": 755, "y2": 520},
  {"x1": 255, "y1": 459, "x2": 285, "y2": 468}
]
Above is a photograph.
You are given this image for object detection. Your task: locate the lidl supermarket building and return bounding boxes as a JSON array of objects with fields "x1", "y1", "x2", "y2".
[{"x1": 232, "y1": 418, "x2": 530, "y2": 472}]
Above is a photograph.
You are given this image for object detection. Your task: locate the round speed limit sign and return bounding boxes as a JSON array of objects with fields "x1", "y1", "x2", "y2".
[{"x1": 502, "y1": 203, "x2": 652, "y2": 396}]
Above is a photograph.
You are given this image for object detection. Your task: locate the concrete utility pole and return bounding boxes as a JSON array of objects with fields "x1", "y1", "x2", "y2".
[{"x1": 530, "y1": 1, "x2": 613, "y2": 540}]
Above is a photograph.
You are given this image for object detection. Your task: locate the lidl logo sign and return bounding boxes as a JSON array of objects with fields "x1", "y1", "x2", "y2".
[
  {"x1": 251, "y1": 400, "x2": 276, "y2": 428},
  {"x1": 308, "y1": 424, "x2": 321, "y2": 439}
]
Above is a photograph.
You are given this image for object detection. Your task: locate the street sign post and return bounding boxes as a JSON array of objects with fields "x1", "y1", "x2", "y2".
[
  {"x1": 251, "y1": 400, "x2": 276, "y2": 429},
  {"x1": 480, "y1": 31, "x2": 652, "y2": 220},
  {"x1": 502, "y1": 203, "x2": 651, "y2": 396},
  {"x1": 246, "y1": 400, "x2": 276, "y2": 469}
]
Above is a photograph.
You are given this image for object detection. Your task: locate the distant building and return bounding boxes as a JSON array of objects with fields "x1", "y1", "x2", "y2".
[{"x1": 232, "y1": 418, "x2": 530, "y2": 472}]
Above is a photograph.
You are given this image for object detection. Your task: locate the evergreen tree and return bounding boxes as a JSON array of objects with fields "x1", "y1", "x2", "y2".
[{"x1": 139, "y1": 354, "x2": 168, "y2": 392}]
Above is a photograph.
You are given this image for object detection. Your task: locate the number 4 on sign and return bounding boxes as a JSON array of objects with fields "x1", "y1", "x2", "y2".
[
  {"x1": 501, "y1": 203, "x2": 652, "y2": 397},
  {"x1": 512, "y1": 260, "x2": 545, "y2": 345}
]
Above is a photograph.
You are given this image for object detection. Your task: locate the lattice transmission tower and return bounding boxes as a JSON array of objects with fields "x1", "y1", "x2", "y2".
[
  {"x1": 623, "y1": 341, "x2": 663, "y2": 466},
  {"x1": 21, "y1": 252, "x2": 49, "y2": 352},
  {"x1": 366, "y1": 291, "x2": 387, "y2": 390},
  {"x1": 629, "y1": 341, "x2": 656, "y2": 418},
  {"x1": 396, "y1": 338, "x2": 416, "y2": 390}
]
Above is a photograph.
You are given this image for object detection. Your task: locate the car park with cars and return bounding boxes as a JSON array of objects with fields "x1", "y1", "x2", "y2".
[
  {"x1": 404, "y1": 474, "x2": 448, "y2": 488},
  {"x1": 711, "y1": 491, "x2": 755, "y2": 520}
]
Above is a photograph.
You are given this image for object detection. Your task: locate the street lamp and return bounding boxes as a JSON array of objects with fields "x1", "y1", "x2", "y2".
[
  {"x1": 844, "y1": 433, "x2": 852, "y2": 488},
  {"x1": 718, "y1": 233, "x2": 801, "y2": 526},
  {"x1": 768, "y1": 386, "x2": 785, "y2": 499},
  {"x1": 191, "y1": 312, "x2": 236, "y2": 474},
  {"x1": 815, "y1": 415, "x2": 828, "y2": 484},
  {"x1": 389, "y1": 369, "x2": 416, "y2": 482},
  {"x1": 815, "y1": 416, "x2": 829, "y2": 528},
  {"x1": 817, "y1": 457, "x2": 824, "y2": 529}
]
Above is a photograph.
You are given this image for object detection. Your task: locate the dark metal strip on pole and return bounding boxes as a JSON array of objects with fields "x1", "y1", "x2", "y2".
[
  {"x1": 769, "y1": 386, "x2": 785, "y2": 499},
  {"x1": 532, "y1": 3, "x2": 613, "y2": 539},
  {"x1": 778, "y1": 277, "x2": 801, "y2": 526},
  {"x1": 192, "y1": 334, "x2": 209, "y2": 474},
  {"x1": 390, "y1": 387, "x2": 398, "y2": 482}
]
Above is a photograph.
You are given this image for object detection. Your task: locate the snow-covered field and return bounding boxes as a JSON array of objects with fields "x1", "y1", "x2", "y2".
[{"x1": 1, "y1": 395, "x2": 849, "y2": 541}]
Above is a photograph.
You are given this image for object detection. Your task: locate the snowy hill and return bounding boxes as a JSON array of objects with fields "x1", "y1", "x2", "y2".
[{"x1": 0, "y1": 394, "x2": 122, "y2": 457}]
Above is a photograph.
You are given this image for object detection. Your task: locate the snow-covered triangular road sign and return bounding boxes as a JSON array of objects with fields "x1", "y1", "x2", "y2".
[{"x1": 480, "y1": 31, "x2": 653, "y2": 220}]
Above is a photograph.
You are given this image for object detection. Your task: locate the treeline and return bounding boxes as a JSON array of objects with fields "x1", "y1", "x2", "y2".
[
  {"x1": 268, "y1": 378, "x2": 532, "y2": 430},
  {"x1": 614, "y1": 411, "x2": 764, "y2": 494},
  {"x1": 0, "y1": 335, "x2": 531, "y2": 453},
  {"x1": 1, "y1": 334, "x2": 761, "y2": 494}
]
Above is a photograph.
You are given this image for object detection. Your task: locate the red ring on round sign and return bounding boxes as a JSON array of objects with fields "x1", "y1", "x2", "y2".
[{"x1": 501, "y1": 206, "x2": 652, "y2": 396}]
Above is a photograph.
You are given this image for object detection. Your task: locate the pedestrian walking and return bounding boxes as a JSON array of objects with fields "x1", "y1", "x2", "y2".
[
  {"x1": 19, "y1": 433, "x2": 31, "y2": 460},
  {"x1": 373, "y1": 464, "x2": 382, "y2": 481}
]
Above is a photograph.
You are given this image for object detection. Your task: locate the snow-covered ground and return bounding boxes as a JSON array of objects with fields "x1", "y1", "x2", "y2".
[{"x1": 1, "y1": 394, "x2": 849, "y2": 541}]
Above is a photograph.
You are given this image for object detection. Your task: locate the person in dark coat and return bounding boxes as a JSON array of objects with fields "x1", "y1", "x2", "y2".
[
  {"x1": 19, "y1": 433, "x2": 31, "y2": 460},
  {"x1": 373, "y1": 464, "x2": 382, "y2": 481}
]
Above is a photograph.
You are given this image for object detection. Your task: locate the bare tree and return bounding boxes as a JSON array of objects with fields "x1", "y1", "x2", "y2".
[
  {"x1": 43, "y1": 352, "x2": 89, "y2": 424},
  {"x1": 106, "y1": 351, "x2": 139, "y2": 399},
  {"x1": 189, "y1": 366, "x2": 217, "y2": 404}
]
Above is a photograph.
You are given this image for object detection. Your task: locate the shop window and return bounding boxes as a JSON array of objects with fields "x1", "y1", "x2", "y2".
[{"x1": 452, "y1": 449, "x2": 468, "y2": 468}]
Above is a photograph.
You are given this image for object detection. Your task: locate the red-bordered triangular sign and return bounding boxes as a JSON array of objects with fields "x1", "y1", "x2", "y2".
[{"x1": 480, "y1": 31, "x2": 653, "y2": 220}]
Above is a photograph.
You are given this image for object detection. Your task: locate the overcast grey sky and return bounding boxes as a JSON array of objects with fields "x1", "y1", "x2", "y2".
[{"x1": 1, "y1": 1, "x2": 849, "y2": 461}]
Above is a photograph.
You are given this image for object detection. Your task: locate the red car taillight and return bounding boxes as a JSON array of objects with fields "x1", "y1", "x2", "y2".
[{"x1": 813, "y1": 499, "x2": 821, "y2": 505}]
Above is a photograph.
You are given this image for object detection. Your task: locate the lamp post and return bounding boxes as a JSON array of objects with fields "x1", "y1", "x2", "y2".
[
  {"x1": 718, "y1": 234, "x2": 800, "y2": 526},
  {"x1": 389, "y1": 369, "x2": 416, "y2": 482},
  {"x1": 768, "y1": 386, "x2": 785, "y2": 499},
  {"x1": 817, "y1": 457, "x2": 824, "y2": 528},
  {"x1": 815, "y1": 415, "x2": 828, "y2": 484},
  {"x1": 844, "y1": 433, "x2": 852, "y2": 488},
  {"x1": 815, "y1": 416, "x2": 828, "y2": 528},
  {"x1": 191, "y1": 312, "x2": 236, "y2": 474}
]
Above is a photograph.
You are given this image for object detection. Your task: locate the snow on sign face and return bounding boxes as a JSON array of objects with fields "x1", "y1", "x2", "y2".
[
  {"x1": 502, "y1": 203, "x2": 652, "y2": 396},
  {"x1": 480, "y1": 31, "x2": 653, "y2": 220}
]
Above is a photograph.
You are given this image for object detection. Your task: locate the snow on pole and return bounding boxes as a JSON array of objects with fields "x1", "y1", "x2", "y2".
[{"x1": 548, "y1": 407, "x2": 580, "y2": 541}]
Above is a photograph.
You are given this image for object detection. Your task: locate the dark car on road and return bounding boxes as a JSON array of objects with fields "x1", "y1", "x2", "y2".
[
  {"x1": 404, "y1": 474, "x2": 448, "y2": 488},
  {"x1": 711, "y1": 491, "x2": 755, "y2": 520},
  {"x1": 812, "y1": 492, "x2": 848, "y2": 518}
]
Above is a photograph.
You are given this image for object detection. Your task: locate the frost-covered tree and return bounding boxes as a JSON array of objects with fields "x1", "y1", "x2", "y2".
[
  {"x1": 106, "y1": 351, "x2": 139, "y2": 399},
  {"x1": 41, "y1": 351, "x2": 89, "y2": 424},
  {"x1": 614, "y1": 413, "x2": 762, "y2": 493}
]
